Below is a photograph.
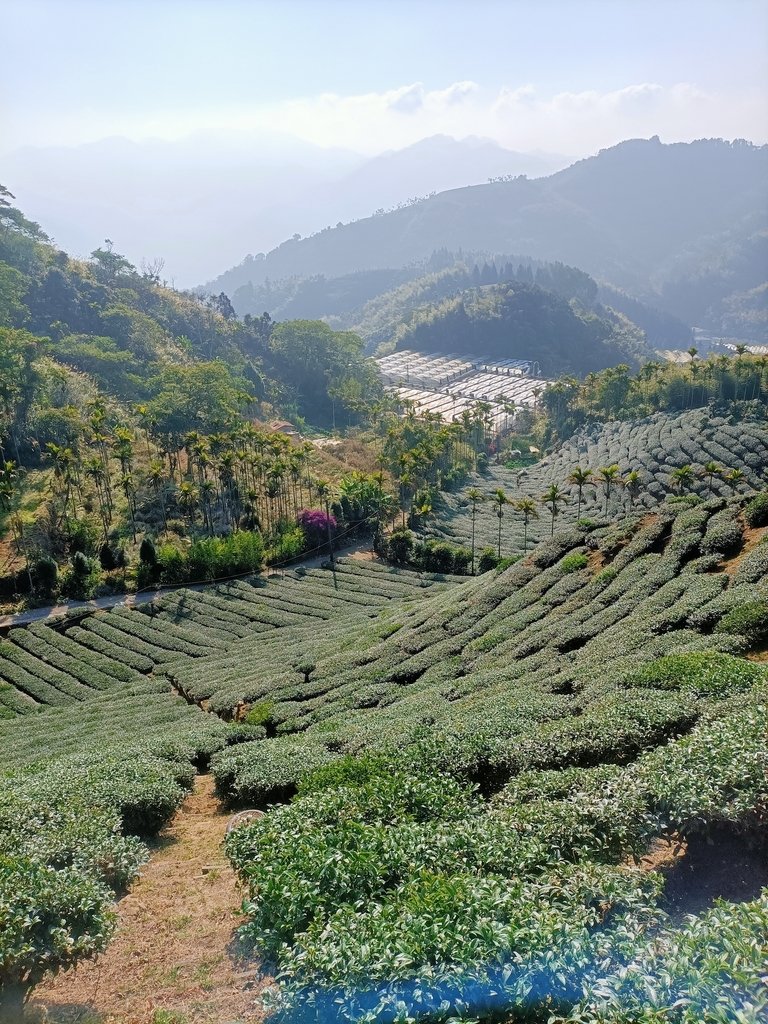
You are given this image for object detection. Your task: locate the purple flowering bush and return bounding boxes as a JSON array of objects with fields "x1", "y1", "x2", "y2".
[{"x1": 298, "y1": 508, "x2": 337, "y2": 540}]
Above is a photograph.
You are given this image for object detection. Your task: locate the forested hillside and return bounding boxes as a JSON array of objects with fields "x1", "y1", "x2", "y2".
[
  {"x1": 387, "y1": 281, "x2": 650, "y2": 373},
  {"x1": 207, "y1": 138, "x2": 768, "y2": 335},
  {"x1": 0, "y1": 186, "x2": 388, "y2": 607}
]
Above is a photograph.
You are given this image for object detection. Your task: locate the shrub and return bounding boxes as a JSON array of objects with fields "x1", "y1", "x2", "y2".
[
  {"x1": 139, "y1": 537, "x2": 157, "y2": 566},
  {"x1": 157, "y1": 545, "x2": 187, "y2": 584},
  {"x1": 620, "y1": 652, "x2": 765, "y2": 698},
  {"x1": 297, "y1": 508, "x2": 337, "y2": 538},
  {"x1": 59, "y1": 553, "x2": 99, "y2": 600},
  {"x1": 386, "y1": 528, "x2": 414, "y2": 565},
  {"x1": 715, "y1": 600, "x2": 768, "y2": 645},
  {"x1": 32, "y1": 556, "x2": 58, "y2": 596},
  {"x1": 68, "y1": 519, "x2": 98, "y2": 555},
  {"x1": 244, "y1": 701, "x2": 274, "y2": 728},
  {"x1": 413, "y1": 540, "x2": 472, "y2": 575},
  {"x1": 495, "y1": 555, "x2": 521, "y2": 572},
  {"x1": 0, "y1": 856, "x2": 114, "y2": 1012},
  {"x1": 745, "y1": 491, "x2": 768, "y2": 528},
  {"x1": 560, "y1": 552, "x2": 589, "y2": 574},
  {"x1": 99, "y1": 543, "x2": 117, "y2": 571},
  {"x1": 477, "y1": 548, "x2": 499, "y2": 573},
  {"x1": 700, "y1": 511, "x2": 743, "y2": 557}
]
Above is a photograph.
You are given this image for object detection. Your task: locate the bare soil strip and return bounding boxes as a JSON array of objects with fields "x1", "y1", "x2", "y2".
[{"x1": 32, "y1": 776, "x2": 266, "y2": 1024}]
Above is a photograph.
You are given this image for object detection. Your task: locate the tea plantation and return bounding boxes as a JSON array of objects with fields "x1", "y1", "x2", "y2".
[
  {"x1": 420, "y1": 409, "x2": 768, "y2": 556},
  {"x1": 2, "y1": 458, "x2": 768, "y2": 1020}
]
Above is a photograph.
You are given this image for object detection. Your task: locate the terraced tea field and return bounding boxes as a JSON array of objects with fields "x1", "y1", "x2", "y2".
[
  {"x1": 420, "y1": 408, "x2": 768, "y2": 556},
  {"x1": 0, "y1": 561, "x2": 459, "y2": 722},
  {"x1": 2, "y1": 440, "x2": 767, "y2": 1024}
]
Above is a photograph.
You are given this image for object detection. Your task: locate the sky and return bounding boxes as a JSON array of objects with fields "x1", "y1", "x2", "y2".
[
  {"x1": 3, "y1": 0, "x2": 767, "y2": 156},
  {"x1": 2, "y1": 0, "x2": 767, "y2": 283}
]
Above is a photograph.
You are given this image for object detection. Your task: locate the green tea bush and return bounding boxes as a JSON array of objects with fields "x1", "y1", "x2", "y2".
[
  {"x1": 744, "y1": 490, "x2": 768, "y2": 527},
  {"x1": 561, "y1": 552, "x2": 589, "y2": 574},
  {"x1": 565, "y1": 894, "x2": 768, "y2": 1024},
  {"x1": 211, "y1": 735, "x2": 340, "y2": 806},
  {"x1": 619, "y1": 652, "x2": 765, "y2": 698},
  {"x1": 699, "y1": 509, "x2": 743, "y2": 556},
  {"x1": 0, "y1": 856, "x2": 114, "y2": 1014},
  {"x1": 715, "y1": 599, "x2": 768, "y2": 645}
]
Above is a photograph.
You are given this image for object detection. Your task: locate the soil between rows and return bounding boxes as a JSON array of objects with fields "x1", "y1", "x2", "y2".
[{"x1": 31, "y1": 775, "x2": 267, "y2": 1024}]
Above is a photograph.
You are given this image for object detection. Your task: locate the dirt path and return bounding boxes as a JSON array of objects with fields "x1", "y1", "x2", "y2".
[
  {"x1": 32, "y1": 776, "x2": 267, "y2": 1024},
  {"x1": 719, "y1": 520, "x2": 767, "y2": 578}
]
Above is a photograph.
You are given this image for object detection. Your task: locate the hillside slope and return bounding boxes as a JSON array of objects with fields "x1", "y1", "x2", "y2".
[
  {"x1": 207, "y1": 138, "x2": 768, "y2": 328},
  {"x1": 421, "y1": 409, "x2": 768, "y2": 555}
]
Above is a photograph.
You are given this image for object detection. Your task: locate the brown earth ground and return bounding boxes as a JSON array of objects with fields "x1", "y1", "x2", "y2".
[
  {"x1": 720, "y1": 519, "x2": 767, "y2": 579},
  {"x1": 635, "y1": 827, "x2": 768, "y2": 917},
  {"x1": 30, "y1": 776, "x2": 267, "y2": 1024}
]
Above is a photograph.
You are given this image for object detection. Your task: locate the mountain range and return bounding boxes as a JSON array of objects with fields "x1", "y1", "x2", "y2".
[
  {"x1": 208, "y1": 137, "x2": 768, "y2": 338},
  {"x1": 2, "y1": 134, "x2": 566, "y2": 286}
]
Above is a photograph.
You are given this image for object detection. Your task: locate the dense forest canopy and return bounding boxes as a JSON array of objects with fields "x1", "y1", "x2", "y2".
[
  {"x1": 0, "y1": 185, "x2": 379, "y2": 432},
  {"x1": 389, "y1": 281, "x2": 651, "y2": 374}
]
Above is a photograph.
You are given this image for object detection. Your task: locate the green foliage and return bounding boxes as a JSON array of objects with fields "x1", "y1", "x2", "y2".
[
  {"x1": 59, "y1": 552, "x2": 99, "y2": 599},
  {"x1": 139, "y1": 537, "x2": 157, "y2": 566},
  {"x1": 560, "y1": 552, "x2": 589, "y2": 573},
  {"x1": 268, "y1": 319, "x2": 380, "y2": 426},
  {"x1": 244, "y1": 700, "x2": 274, "y2": 728},
  {"x1": 620, "y1": 652, "x2": 765, "y2": 698},
  {"x1": 212, "y1": 736, "x2": 339, "y2": 807},
  {"x1": 391, "y1": 282, "x2": 645, "y2": 376},
  {"x1": 477, "y1": 546, "x2": 500, "y2": 573},
  {"x1": 564, "y1": 893, "x2": 768, "y2": 1024},
  {"x1": 412, "y1": 539, "x2": 472, "y2": 575},
  {"x1": 0, "y1": 854, "x2": 114, "y2": 996},
  {"x1": 745, "y1": 490, "x2": 768, "y2": 527},
  {"x1": 32, "y1": 555, "x2": 57, "y2": 595},
  {"x1": 715, "y1": 599, "x2": 768, "y2": 645},
  {"x1": 386, "y1": 527, "x2": 414, "y2": 565}
]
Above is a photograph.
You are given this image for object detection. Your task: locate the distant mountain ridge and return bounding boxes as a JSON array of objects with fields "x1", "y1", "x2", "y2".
[
  {"x1": 207, "y1": 137, "x2": 768, "y2": 334},
  {"x1": 4, "y1": 134, "x2": 564, "y2": 286}
]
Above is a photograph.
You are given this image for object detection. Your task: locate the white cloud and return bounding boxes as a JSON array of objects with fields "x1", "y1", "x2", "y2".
[
  {"x1": 387, "y1": 82, "x2": 425, "y2": 113},
  {"x1": 8, "y1": 79, "x2": 765, "y2": 158}
]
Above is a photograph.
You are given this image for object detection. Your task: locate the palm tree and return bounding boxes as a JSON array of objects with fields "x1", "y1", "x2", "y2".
[
  {"x1": 514, "y1": 497, "x2": 539, "y2": 553},
  {"x1": 120, "y1": 472, "x2": 138, "y2": 542},
  {"x1": 84, "y1": 456, "x2": 111, "y2": 535},
  {"x1": 315, "y1": 479, "x2": 336, "y2": 566},
  {"x1": 200, "y1": 479, "x2": 216, "y2": 535},
  {"x1": 623, "y1": 470, "x2": 642, "y2": 508},
  {"x1": 541, "y1": 483, "x2": 568, "y2": 536},
  {"x1": 671, "y1": 464, "x2": 695, "y2": 494},
  {"x1": 594, "y1": 464, "x2": 622, "y2": 516},
  {"x1": 492, "y1": 487, "x2": 509, "y2": 559},
  {"x1": 466, "y1": 486, "x2": 484, "y2": 574},
  {"x1": 567, "y1": 466, "x2": 592, "y2": 521},
  {"x1": 178, "y1": 481, "x2": 199, "y2": 527},
  {"x1": 724, "y1": 467, "x2": 745, "y2": 490},
  {"x1": 148, "y1": 459, "x2": 168, "y2": 532},
  {"x1": 701, "y1": 461, "x2": 722, "y2": 497}
]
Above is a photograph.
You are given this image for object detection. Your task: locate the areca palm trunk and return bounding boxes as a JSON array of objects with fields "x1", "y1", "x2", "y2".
[{"x1": 471, "y1": 507, "x2": 476, "y2": 575}]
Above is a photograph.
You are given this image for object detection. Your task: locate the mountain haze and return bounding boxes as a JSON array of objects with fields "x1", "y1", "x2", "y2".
[
  {"x1": 3, "y1": 135, "x2": 564, "y2": 286},
  {"x1": 208, "y1": 137, "x2": 768, "y2": 333}
]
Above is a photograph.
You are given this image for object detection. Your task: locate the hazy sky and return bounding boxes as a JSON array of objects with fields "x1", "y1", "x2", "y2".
[{"x1": 3, "y1": 0, "x2": 767, "y2": 157}]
